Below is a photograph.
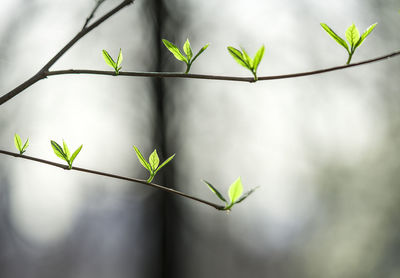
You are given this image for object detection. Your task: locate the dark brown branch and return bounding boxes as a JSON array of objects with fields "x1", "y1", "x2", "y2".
[
  {"x1": 45, "y1": 49, "x2": 400, "y2": 82},
  {"x1": 0, "y1": 149, "x2": 225, "y2": 210},
  {"x1": 82, "y1": 0, "x2": 106, "y2": 30},
  {"x1": 0, "y1": 0, "x2": 134, "y2": 106}
]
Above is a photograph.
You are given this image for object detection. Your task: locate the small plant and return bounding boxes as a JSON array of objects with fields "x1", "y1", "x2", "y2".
[
  {"x1": 162, "y1": 38, "x2": 209, "y2": 73},
  {"x1": 102, "y1": 49, "x2": 123, "y2": 74},
  {"x1": 14, "y1": 133, "x2": 29, "y2": 154},
  {"x1": 203, "y1": 177, "x2": 258, "y2": 210},
  {"x1": 320, "y1": 22, "x2": 377, "y2": 64},
  {"x1": 227, "y1": 45, "x2": 265, "y2": 81},
  {"x1": 133, "y1": 145, "x2": 175, "y2": 183},
  {"x1": 51, "y1": 140, "x2": 83, "y2": 169}
]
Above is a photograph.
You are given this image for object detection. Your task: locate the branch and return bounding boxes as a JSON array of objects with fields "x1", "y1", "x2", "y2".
[
  {"x1": 44, "y1": 49, "x2": 400, "y2": 82},
  {"x1": 82, "y1": 0, "x2": 106, "y2": 30},
  {"x1": 0, "y1": 149, "x2": 225, "y2": 210},
  {"x1": 0, "y1": 0, "x2": 134, "y2": 106}
]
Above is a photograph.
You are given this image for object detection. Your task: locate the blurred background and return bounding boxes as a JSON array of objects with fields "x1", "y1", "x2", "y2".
[{"x1": 0, "y1": 0, "x2": 399, "y2": 277}]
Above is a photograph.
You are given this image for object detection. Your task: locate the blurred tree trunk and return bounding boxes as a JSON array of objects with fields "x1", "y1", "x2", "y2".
[{"x1": 144, "y1": 0, "x2": 187, "y2": 277}]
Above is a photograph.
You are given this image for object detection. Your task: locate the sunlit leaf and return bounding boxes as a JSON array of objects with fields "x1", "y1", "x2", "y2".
[
  {"x1": 70, "y1": 145, "x2": 83, "y2": 166},
  {"x1": 14, "y1": 133, "x2": 22, "y2": 153},
  {"x1": 234, "y1": 186, "x2": 259, "y2": 204},
  {"x1": 162, "y1": 39, "x2": 188, "y2": 63},
  {"x1": 63, "y1": 140, "x2": 70, "y2": 159},
  {"x1": 191, "y1": 43, "x2": 209, "y2": 63},
  {"x1": 203, "y1": 180, "x2": 227, "y2": 203},
  {"x1": 241, "y1": 48, "x2": 253, "y2": 69},
  {"x1": 149, "y1": 149, "x2": 160, "y2": 171},
  {"x1": 183, "y1": 39, "x2": 192, "y2": 61},
  {"x1": 345, "y1": 24, "x2": 360, "y2": 49},
  {"x1": 228, "y1": 177, "x2": 243, "y2": 204},
  {"x1": 133, "y1": 145, "x2": 151, "y2": 171},
  {"x1": 355, "y1": 23, "x2": 377, "y2": 48},
  {"x1": 227, "y1": 46, "x2": 250, "y2": 69},
  {"x1": 51, "y1": 140, "x2": 68, "y2": 162},
  {"x1": 320, "y1": 23, "x2": 349, "y2": 52},
  {"x1": 22, "y1": 138, "x2": 29, "y2": 152},
  {"x1": 102, "y1": 49, "x2": 116, "y2": 68},
  {"x1": 253, "y1": 45, "x2": 265, "y2": 72},
  {"x1": 116, "y1": 48, "x2": 123, "y2": 68},
  {"x1": 155, "y1": 153, "x2": 175, "y2": 174}
]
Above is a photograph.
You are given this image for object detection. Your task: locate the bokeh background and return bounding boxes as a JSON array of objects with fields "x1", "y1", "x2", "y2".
[{"x1": 0, "y1": 0, "x2": 399, "y2": 277}]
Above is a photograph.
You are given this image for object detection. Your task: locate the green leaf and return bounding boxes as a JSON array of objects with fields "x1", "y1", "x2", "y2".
[
  {"x1": 154, "y1": 153, "x2": 175, "y2": 174},
  {"x1": 51, "y1": 140, "x2": 69, "y2": 162},
  {"x1": 228, "y1": 177, "x2": 243, "y2": 204},
  {"x1": 116, "y1": 48, "x2": 123, "y2": 68},
  {"x1": 234, "y1": 186, "x2": 259, "y2": 204},
  {"x1": 355, "y1": 23, "x2": 377, "y2": 48},
  {"x1": 253, "y1": 45, "x2": 265, "y2": 72},
  {"x1": 162, "y1": 39, "x2": 188, "y2": 63},
  {"x1": 22, "y1": 138, "x2": 29, "y2": 152},
  {"x1": 345, "y1": 24, "x2": 360, "y2": 49},
  {"x1": 133, "y1": 145, "x2": 151, "y2": 172},
  {"x1": 320, "y1": 23, "x2": 349, "y2": 53},
  {"x1": 241, "y1": 48, "x2": 253, "y2": 69},
  {"x1": 70, "y1": 145, "x2": 83, "y2": 165},
  {"x1": 14, "y1": 133, "x2": 22, "y2": 153},
  {"x1": 183, "y1": 39, "x2": 193, "y2": 61},
  {"x1": 191, "y1": 43, "x2": 209, "y2": 63},
  {"x1": 102, "y1": 50, "x2": 116, "y2": 68},
  {"x1": 227, "y1": 46, "x2": 250, "y2": 69},
  {"x1": 149, "y1": 149, "x2": 160, "y2": 171},
  {"x1": 203, "y1": 180, "x2": 227, "y2": 203},
  {"x1": 63, "y1": 140, "x2": 71, "y2": 159}
]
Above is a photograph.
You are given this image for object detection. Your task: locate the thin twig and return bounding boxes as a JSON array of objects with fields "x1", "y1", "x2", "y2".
[
  {"x1": 0, "y1": 149, "x2": 225, "y2": 210},
  {"x1": 0, "y1": 0, "x2": 134, "y2": 106},
  {"x1": 82, "y1": 0, "x2": 107, "y2": 30},
  {"x1": 44, "y1": 49, "x2": 400, "y2": 82}
]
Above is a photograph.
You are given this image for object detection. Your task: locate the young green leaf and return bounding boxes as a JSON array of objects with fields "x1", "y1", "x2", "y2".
[
  {"x1": 22, "y1": 138, "x2": 29, "y2": 152},
  {"x1": 227, "y1": 46, "x2": 250, "y2": 69},
  {"x1": 203, "y1": 180, "x2": 227, "y2": 203},
  {"x1": 355, "y1": 23, "x2": 377, "y2": 48},
  {"x1": 133, "y1": 145, "x2": 151, "y2": 171},
  {"x1": 191, "y1": 43, "x2": 209, "y2": 63},
  {"x1": 345, "y1": 24, "x2": 360, "y2": 49},
  {"x1": 228, "y1": 177, "x2": 243, "y2": 204},
  {"x1": 241, "y1": 48, "x2": 253, "y2": 68},
  {"x1": 14, "y1": 133, "x2": 22, "y2": 152},
  {"x1": 228, "y1": 45, "x2": 265, "y2": 80},
  {"x1": 183, "y1": 39, "x2": 193, "y2": 61},
  {"x1": 154, "y1": 153, "x2": 175, "y2": 174},
  {"x1": 234, "y1": 186, "x2": 259, "y2": 204},
  {"x1": 253, "y1": 45, "x2": 265, "y2": 72},
  {"x1": 70, "y1": 145, "x2": 83, "y2": 165},
  {"x1": 51, "y1": 140, "x2": 68, "y2": 162},
  {"x1": 149, "y1": 149, "x2": 160, "y2": 171},
  {"x1": 63, "y1": 140, "x2": 70, "y2": 159},
  {"x1": 162, "y1": 39, "x2": 188, "y2": 63},
  {"x1": 116, "y1": 48, "x2": 123, "y2": 68},
  {"x1": 320, "y1": 23, "x2": 349, "y2": 52},
  {"x1": 102, "y1": 49, "x2": 116, "y2": 68},
  {"x1": 14, "y1": 133, "x2": 28, "y2": 155}
]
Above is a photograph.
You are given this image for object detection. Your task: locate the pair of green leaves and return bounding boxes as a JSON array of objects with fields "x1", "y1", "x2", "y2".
[
  {"x1": 204, "y1": 177, "x2": 258, "y2": 210},
  {"x1": 133, "y1": 145, "x2": 175, "y2": 183},
  {"x1": 51, "y1": 140, "x2": 83, "y2": 169},
  {"x1": 162, "y1": 38, "x2": 209, "y2": 74},
  {"x1": 102, "y1": 49, "x2": 123, "y2": 74},
  {"x1": 321, "y1": 23, "x2": 377, "y2": 64},
  {"x1": 14, "y1": 133, "x2": 29, "y2": 154},
  {"x1": 227, "y1": 45, "x2": 265, "y2": 81}
]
